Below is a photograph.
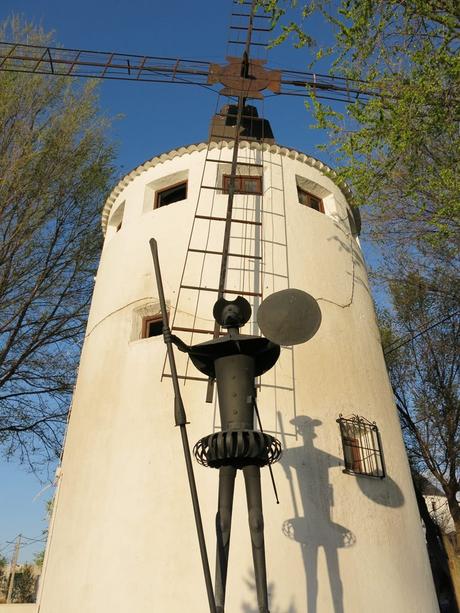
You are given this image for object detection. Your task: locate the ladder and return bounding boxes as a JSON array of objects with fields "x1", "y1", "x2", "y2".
[{"x1": 162, "y1": 1, "x2": 273, "y2": 400}]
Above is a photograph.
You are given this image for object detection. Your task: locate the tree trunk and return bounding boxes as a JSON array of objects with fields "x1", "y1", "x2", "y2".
[
  {"x1": 412, "y1": 477, "x2": 459, "y2": 612},
  {"x1": 447, "y1": 497, "x2": 460, "y2": 554}
]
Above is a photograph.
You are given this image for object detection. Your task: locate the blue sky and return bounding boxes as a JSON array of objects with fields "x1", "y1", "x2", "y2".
[
  {"x1": 0, "y1": 0, "x2": 379, "y2": 563},
  {"x1": 1, "y1": 0, "x2": 338, "y2": 173}
]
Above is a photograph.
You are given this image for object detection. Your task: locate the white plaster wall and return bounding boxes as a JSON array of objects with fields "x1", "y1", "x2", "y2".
[{"x1": 37, "y1": 143, "x2": 438, "y2": 613}]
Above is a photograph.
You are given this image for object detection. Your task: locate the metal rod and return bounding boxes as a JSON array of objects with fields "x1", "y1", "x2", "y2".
[
  {"x1": 206, "y1": 0, "x2": 259, "y2": 404},
  {"x1": 149, "y1": 238, "x2": 217, "y2": 613},
  {"x1": 278, "y1": 412, "x2": 299, "y2": 518},
  {"x1": 253, "y1": 397, "x2": 279, "y2": 505}
]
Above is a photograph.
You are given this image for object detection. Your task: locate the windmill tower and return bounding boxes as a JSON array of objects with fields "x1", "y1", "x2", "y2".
[{"x1": 1, "y1": 3, "x2": 439, "y2": 612}]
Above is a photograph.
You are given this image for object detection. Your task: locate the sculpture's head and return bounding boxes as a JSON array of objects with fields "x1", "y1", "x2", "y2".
[{"x1": 213, "y1": 296, "x2": 252, "y2": 329}]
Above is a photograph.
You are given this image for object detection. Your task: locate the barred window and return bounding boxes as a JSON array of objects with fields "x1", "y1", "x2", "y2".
[{"x1": 337, "y1": 414, "x2": 385, "y2": 478}]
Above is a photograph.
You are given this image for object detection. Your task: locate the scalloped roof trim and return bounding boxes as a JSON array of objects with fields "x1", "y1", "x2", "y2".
[{"x1": 101, "y1": 140, "x2": 353, "y2": 233}]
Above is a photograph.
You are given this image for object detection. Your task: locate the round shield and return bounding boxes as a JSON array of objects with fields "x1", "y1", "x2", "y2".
[{"x1": 257, "y1": 289, "x2": 321, "y2": 346}]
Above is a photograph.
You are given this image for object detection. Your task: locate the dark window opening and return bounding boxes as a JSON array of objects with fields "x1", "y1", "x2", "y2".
[
  {"x1": 142, "y1": 315, "x2": 163, "y2": 339},
  {"x1": 155, "y1": 181, "x2": 187, "y2": 208},
  {"x1": 297, "y1": 186, "x2": 324, "y2": 213},
  {"x1": 109, "y1": 202, "x2": 125, "y2": 233},
  {"x1": 222, "y1": 175, "x2": 262, "y2": 195},
  {"x1": 337, "y1": 414, "x2": 385, "y2": 478}
]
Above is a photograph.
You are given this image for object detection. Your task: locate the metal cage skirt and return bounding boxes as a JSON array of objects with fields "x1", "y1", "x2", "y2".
[{"x1": 194, "y1": 430, "x2": 282, "y2": 468}]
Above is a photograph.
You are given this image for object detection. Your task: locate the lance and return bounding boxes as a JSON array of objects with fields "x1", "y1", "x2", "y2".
[{"x1": 149, "y1": 238, "x2": 216, "y2": 613}]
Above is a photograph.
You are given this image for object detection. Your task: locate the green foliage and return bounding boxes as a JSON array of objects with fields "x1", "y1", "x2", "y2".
[
  {"x1": 0, "y1": 17, "x2": 116, "y2": 468},
  {"x1": 266, "y1": 0, "x2": 460, "y2": 548},
  {"x1": 11, "y1": 564, "x2": 36, "y2": 603},
  {"x1": 381, "y1": 271, "x2": 459, "y2": 541},
  {"x1": 264, "y1": 1, "x2": 460, "y2": 257},
  {"x1": 33, "y1": 550, "x2": 45, "y2": 568}
]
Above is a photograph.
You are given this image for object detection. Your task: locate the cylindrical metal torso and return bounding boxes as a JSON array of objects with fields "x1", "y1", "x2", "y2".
[{"x1": 215, "y1": 354, "x2": 255, "y2": 431}]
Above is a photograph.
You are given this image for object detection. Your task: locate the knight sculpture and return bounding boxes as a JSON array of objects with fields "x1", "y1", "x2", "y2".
[{"x1": 168, "y1": 296, "x2": 282, "y2": 613}]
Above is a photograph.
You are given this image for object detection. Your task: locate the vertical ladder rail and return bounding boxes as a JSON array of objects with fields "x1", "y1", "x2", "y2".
[{"x1": 163, "y1": 0, "x2": 270, "y2": 400}]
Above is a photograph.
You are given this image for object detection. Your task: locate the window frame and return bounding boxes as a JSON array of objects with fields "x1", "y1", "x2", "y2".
[
  {"x1": 141, "y1": 314, "x2": 164, "y2": 339},
  {"x1": 297, "y1": 186, "x2": 324, "y2": 213},
  {"x1": 222, "y1": 174, "x2": 263, "y2": 195},
  {"x1": 337, "y1": 414, "x2": 385, "y2": 479},
  {"x1": 154, "y1": 180, "x2": 188, "y2": 209}
]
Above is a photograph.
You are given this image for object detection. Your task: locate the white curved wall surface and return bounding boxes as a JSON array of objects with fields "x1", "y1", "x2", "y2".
[{"x1": 37, "y1": 142, "x2": 438, "y2": 613}]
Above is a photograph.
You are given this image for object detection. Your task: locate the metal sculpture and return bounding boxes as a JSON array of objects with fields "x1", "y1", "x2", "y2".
[{"x1": 167, "y1": 295, "x2": 281, "y2": 613}]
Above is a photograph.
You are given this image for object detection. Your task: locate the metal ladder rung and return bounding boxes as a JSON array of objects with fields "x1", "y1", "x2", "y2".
[
  {"x1": 209, "y1": 132, "x2": 269, "y2": 141},
  {"x1": 189, "y1": 248, "x2": 262, "y2": 260},
  {"x1": 231, "y1": 12, "x2": 272, "y2": 19},
  {"x1": 215, "y1": 112, "x2": 267, "y2": 122},
  {"x1": 230, "y1": 25, "x2": 272, "y2": 32},
  {"x1": 163, "y1": 373, "x2": 209, "y2": 382},
  {"x1": 195, "y1": 214, "x2": 262, "y2": 226},
  {"x1": 181, "y1": 285, "x2": 262, "y2": 297},
  {"x1": 260, "y1": 383, "x2": 295, "y2": 392},
  {"x1": 229, "y1": 40, "x2": 267, "y2": 47},
  {"x1": 172, "y1": 326, "x2": 225, "y2": 336},
  {"x1": 200, "y1": 186, "x2": 262, "y2": 197},
  {"x1": 205, "y1": 158, "x2": 264, "y2": 168}
]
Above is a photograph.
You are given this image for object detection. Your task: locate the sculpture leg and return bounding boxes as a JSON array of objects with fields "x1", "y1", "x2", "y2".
[
  {"x1": 243, "y1": 464, "x2": 270, "y2": 613},
  {"x1": 215, "y1": 465, "x2": 237, "y2": 613}
]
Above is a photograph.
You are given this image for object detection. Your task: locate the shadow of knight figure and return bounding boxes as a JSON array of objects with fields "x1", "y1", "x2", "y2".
[{"x1": 169, "y1": 296, "x2": 282, "y2": 613}]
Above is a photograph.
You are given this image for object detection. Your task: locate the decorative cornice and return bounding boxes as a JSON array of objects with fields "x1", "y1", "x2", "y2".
[{"x1": 101, "y1": 140, "x2": 353, "y2": 234}]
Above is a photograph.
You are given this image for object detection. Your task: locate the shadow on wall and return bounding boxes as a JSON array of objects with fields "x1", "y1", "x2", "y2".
[
  {"x1": 278, "y1": 414, "x2": 405, "y2": 613},
  {"x1": 324, "y1": 228, "x2": 371, "y2": 308},
  {"x1": 279, "y1": 415, "x2": 354, "y2": 613},
  {"x1": 241, "y1": 573, "x2": 295, "y2": 613}
]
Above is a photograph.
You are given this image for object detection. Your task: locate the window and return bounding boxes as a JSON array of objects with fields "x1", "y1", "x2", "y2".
[
  {"x1": 222, "y1": 175, "x2": 262, "y2": 195},
  {"x1": 297, "y1": 186, "x2": 324, "y2": 213},
  {"x1": 337, "y1": 414, "x2": 385, "y2": 478},
  {"x1": 155, "y1": 181, "x2": 187, "y2": 208},
  {"x1": 108, "y1": 201, "x2": 125, "y2": 233},
  {"x1": 142, "y1": 315, "x2": 163, "y2": 339}
]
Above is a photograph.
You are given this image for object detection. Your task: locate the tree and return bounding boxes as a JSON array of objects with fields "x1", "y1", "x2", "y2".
[
  {"x1": 33, "y1": 550, "x2": 45, "y2": 569},
  {"x1": 0, "y1": 17, "x2": 116, "y2": 469},
  {"x1": 264, "y1": 0, "x2": 459, "y2": 271},
  {"x1": 380, "y1": 272, "x2": 459, "y2": 549},
  {"x1": 0, "y1": 555, "x2": 7, "y2": 598},
  {"x1": 11, "y1": 564, "x2": 36, "y2": 603},
  {"x1": 33, "y1": 498, "x2": 54, "y2": 568},
  {"x1": 266, "y1": 0, "x2": 460, "y2": 543}
]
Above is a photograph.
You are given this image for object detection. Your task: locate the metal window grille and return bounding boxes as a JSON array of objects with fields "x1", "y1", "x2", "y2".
[{"x1": 337, "y1": 414, "x2": 385, "y2": 479}]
